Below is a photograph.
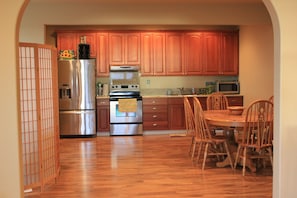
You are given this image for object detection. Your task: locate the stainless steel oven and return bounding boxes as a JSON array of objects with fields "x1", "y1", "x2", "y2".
[
  {"x1": 109, "y1": 66, "x2": 143, "y2": 135},
  {"x1": 109, "y1": 94, "x2": 143, "y2": 135}
]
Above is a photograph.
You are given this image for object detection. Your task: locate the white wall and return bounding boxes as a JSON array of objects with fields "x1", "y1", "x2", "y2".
[
  {"x1": 19, "y1": 1, "x2": 271, "y2": 43},
  {"x1": 239, "y1": 25, "x2": 274, "y2": 106},
  {"x1": 267, "y1": 0, "x2": 297, "y2": 197},
  {"x1": 0, "y1": 0, "x2": 25, "y2": 197}
]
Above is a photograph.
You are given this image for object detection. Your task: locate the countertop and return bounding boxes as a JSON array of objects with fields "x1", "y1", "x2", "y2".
[{"x1": 96, "y1": 94, "x2": 242, "y2": 99}]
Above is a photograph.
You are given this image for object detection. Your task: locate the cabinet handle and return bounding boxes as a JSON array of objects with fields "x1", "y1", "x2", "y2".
[
  {"x1": 153, "y1": 123, "x2": 157, "y2": 126},
  {"x1": 153, "y1": 115, "x2": 157, "y2": 118},
  {"x1": 152, "y1": 100, "x2": 156, "y2": 104},
  {"x1": 152, "y1": 107, "x2": 157, "y2": 110}
]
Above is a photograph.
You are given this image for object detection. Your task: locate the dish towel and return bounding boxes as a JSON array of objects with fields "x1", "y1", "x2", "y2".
[{"x1": 118, "y1": 98, "x2": 137, "y2": 112}]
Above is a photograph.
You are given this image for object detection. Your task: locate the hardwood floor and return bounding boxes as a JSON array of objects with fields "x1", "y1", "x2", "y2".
[{"x1": 25, "y1": 135, "x2": 272, "y2": 198}]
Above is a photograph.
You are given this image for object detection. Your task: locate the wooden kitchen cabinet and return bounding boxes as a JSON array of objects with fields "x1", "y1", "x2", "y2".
[
  {"x1": 141, "y1": 32, "x2": 166, "y2": 76},
  {"x1": 57, "y1": 30, "x2": 239, "y2": 76},
  {"x1": 165, "y1": 32, "x2": 184, "y2": 75},
  {"x1": 184, "y1": 31, "x2": 239, "y2": 76},
  {"x1": 227, "y1": 95, "x2": 243, "y2": 106},
  {"x1": 184, "y1": 32, "x2": 221, "y2": 75},
  {"x1": 57, "y1": 32, "x2": 78, "y2": 56},
  {"x1": 202, "y1": 32, "x2": 221, "y2": 75},
  {"x1": 193, "y1": 95, "x2": 243, "y2": 110},
  {"x1": 109, "y1": 33, "x2": 141, "y2": 65},
  {"x1": 96, "y1": 98, "x2": 110, "y2": 132},
  {"x1": 143, "y1": 97, "x2": 169, "y2": 130},
  {"x1": 184, "y1": 33, "x2": 204, "y2": 75},
  {"x1": 96, "y1": 33, "x2": 109, "y2": 77},
  {"x1": 57, "y1": 32, "x2": 97, "y2": 57},
  {"x1": 220, "y1": 31, "x2": 239, "y2": 75},
  {"x1": 168, "y1": 97, "x2": 185, "y2": 130}
]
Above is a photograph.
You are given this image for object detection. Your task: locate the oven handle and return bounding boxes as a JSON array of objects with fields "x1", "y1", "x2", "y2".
[{"x1": 109, "y1": 97, "x2": 142, "y2": 101}]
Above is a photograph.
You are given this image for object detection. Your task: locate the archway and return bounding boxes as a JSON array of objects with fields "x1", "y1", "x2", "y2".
[{"x1": 14, "y1": 0, "x2": 280, "y2": 197}]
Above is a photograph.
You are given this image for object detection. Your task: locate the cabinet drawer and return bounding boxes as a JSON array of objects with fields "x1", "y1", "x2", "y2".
[
  {"x1": 143, "y1": 112, "x2": 168, "y2": 121},
  {"x1": 97, "y1": 98, "x2": 109, "y2": 106},
  {"x1": 227, "y1": 96, "x2": 243, "y2": 106},
  {"x1": 143, "y1": 121, "x2": 168, "y2": 130},
  {"x1": 143, "y1": 105, "x2": 168, "y2": 113},
  {"x1": 143, "y1": 98, "x2": 168, "y2": 105}
]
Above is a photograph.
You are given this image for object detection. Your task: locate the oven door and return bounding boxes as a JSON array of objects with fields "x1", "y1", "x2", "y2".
[
  {"x1": 109, "y1": 98, "x2": 142, "y2": 124},
  {"x1": 109, "y1": 97, "x2": 143, "y2": 135}
]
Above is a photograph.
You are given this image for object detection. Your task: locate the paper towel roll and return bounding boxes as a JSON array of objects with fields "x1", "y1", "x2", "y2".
[{"x1": 102, "y1": 84, "x2": 109, "y2": 96}]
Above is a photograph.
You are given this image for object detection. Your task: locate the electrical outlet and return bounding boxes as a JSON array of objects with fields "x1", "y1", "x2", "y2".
[{"x1": 146, "y1": 80, "x2": 150, "y2": 85}]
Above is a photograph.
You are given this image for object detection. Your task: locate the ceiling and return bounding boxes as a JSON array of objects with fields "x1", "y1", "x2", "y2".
[{"x1": 30, "y1": 0, "x2": 263, "y2": 4}]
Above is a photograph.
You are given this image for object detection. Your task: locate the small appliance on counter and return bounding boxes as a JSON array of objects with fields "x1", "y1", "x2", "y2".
[{"x1": 216, "y1": 80, "x2": 240, "y2": 94}]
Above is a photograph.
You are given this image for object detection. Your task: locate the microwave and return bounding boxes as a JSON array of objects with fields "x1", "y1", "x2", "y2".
[{"x1": 216, "y1": 81, "x2": 240, "y2": 94}]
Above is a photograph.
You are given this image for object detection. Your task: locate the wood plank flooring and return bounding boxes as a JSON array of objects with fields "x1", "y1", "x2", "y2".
[{"x1": 25, "y1": 135, "x2": 272, "y2": 198}]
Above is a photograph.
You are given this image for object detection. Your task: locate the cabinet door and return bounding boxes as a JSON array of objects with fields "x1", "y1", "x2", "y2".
[
  {"x1": 57, "y1": 32, "x2": 78, "y2": 56},
  {"x1": 165, "y1": 32, "x2": 184, "y2": 75},
  {"x1": 77, "y1": 32, "x2": 97, "y2": 57},
  {"x1": 109, "y1": 33, "x2": 140, "y2": 65},
  {"x1": 141, "y1": 33, "x2": 165, "y2": 76},
  {"x1": 126, "y1": 33, "x2": 141, "y2": 64},
  {"x1": 141, "y1": 33, "x2": 153, "y2": 75},
  {"x1": 96, "y1": 99, "x2": 110, "y2": 132},
  {"x1": 168, "y1": 98, "x2": 185, "y2": 129},
  {"x1": 220, "y1": 32, "x2": 239, "y2": 75},
  {"x1": 184, "y1": 33, "x2": 204, "y2": 75},
  {"x1": 203, "y1": 32, "x2": 221, "y2": 74},
  {"x1": 109, "y1": 33, "x2": 125, "y2": 64},
  {"x1": 96, "y1": 33, "x2": 109, "y2": 77}
]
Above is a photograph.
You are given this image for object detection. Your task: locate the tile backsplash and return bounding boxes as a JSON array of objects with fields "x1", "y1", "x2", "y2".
[{"x1": 96, "y1": 75, "x2": 238, "y2": 95}]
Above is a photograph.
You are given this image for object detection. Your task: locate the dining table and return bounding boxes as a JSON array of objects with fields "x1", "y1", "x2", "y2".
[
  {"x1": 204, "y1": 110, "x2": 245, "y2": 128},
  {"x1": 203, "y1": 109, "x2": 257, "y2": 172}
]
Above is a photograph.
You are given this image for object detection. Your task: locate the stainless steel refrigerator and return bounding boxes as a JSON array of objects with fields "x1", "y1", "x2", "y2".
[{"x1": 58, "y1": 59, "x2": 96, "y2": 136}]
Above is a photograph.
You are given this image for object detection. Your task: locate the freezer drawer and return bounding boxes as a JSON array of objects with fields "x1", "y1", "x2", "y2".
[{"x1": 59, "y1": 110, "x2": 96, "y2": 136}]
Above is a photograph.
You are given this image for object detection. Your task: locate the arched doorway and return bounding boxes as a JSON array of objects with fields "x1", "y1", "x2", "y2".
[{"x1": 13, "y1": 0, "x2": 280, "y2": 197}]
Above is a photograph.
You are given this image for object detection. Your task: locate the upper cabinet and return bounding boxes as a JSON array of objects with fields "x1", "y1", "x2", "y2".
[
  {"x1": 109, "y1": 33, "x2": 141, "y2": 65},
  {"x1": 57, "y1": 32, "x2": 97, "y2": 57},
  {"x1": 141, "y1": 32, "x2": 166, "y2": 76},
  {"x1": 165, "y1": 32, "x2": 184, "y2": 75},
  {"x1": 202, "y1": 32, "x2": 221, "y2": 75},
  {"x1": 57, "y1": 30, "x2": 239, "y2": 77},
  {"x1": 184, "y1": 31, "x2": 238, "y2": 76},
  {"x1": 220, "y1": 31, "x2": 239, "y2": 75},
  {"x1": 57, "y1": 32, "x2": 78, "y2": 56},
  {"x1": 184, "y1": 33, "x2": 204, "y2": 75},
  {"x1": 96, "y1": 33, "x2": 109, "y2": 77}
]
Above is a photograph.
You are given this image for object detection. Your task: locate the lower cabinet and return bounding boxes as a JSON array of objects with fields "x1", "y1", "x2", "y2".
[
  {"x1": 168, "y1": 97, "x2": 186, "y2": 130},
  {"x1": 143, "y1": 97, "x2": 169, "y2": 130},
  {"x1": 143, "y1": 97, "x2": 186, "y2": 131},
  {"x1": 96, "y1": 95, "x2": 243, "y2": 133},
  {"x1": 96, "y1": 98, "x2": 110, "y2": 132},
  {"x1": 195, "y1": 95, "x2": 243, "y2": 110}
]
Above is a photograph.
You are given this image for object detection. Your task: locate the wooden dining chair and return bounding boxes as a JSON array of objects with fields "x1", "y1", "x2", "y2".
[
  {"x1": 192, "y1": 97, "x2": 233, "y2": 170},
  {"x1": 234, "y1": 100, "x2": 273, "y2": 176},
  {"x1": 206, "y1": 92, "x2": 229, "y2": 110},
  {"x1": 183, "y1": 97, "x2": 196, "y2": 160},
  {"x1": 206, "y1": 92, "x2": 230, "y2": 136}
]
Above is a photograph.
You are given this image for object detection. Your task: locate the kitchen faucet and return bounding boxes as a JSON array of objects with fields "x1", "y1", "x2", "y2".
[{"x1": 178, "y1": 87, "x2": 184, "y2": 95}]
